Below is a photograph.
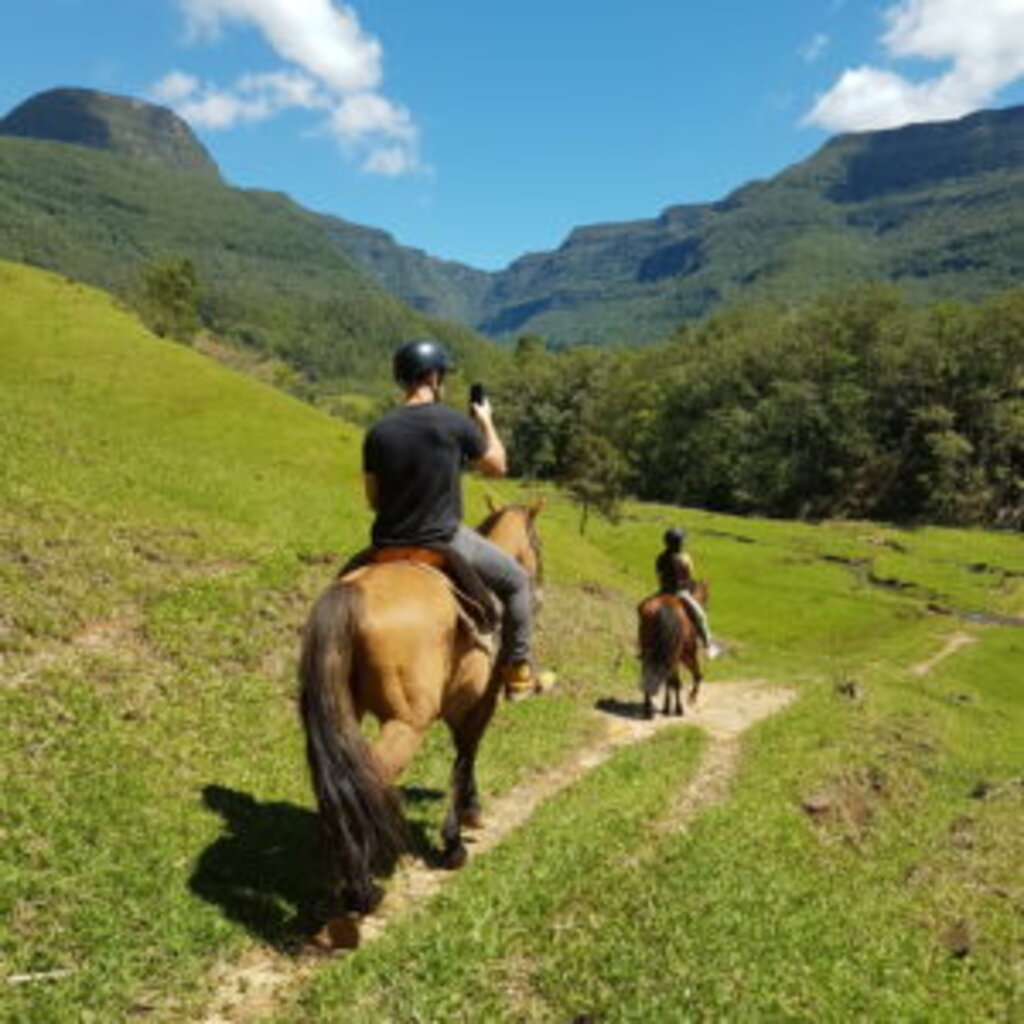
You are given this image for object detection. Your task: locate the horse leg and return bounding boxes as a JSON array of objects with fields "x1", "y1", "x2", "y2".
[
  {"x1": 685, "y1": 654, "x2": 703, "y2": 706},
  {"x1": 442, "y1": 687, "x2": 499, "y2": 869},
  {"x1": 666, "y1": 671, "x2": 680, "y2": 716},
  {"x1": 372, "y1": 719, "x2": 426, "y2": 785},
  {"x1": 644, "y1": 693, "x2": 655, "y2": 720}
]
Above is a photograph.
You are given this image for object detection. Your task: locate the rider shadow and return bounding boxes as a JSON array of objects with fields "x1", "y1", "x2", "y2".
[
  {"x1": 190, "y1": 783, "x2": 444, "y2": 947},
  {"x1": 595, "y1": 696, "x2": 649, "y2": 720},
  {"x1": 189, "y1": 784, "x2": 325, "y2": 951}
]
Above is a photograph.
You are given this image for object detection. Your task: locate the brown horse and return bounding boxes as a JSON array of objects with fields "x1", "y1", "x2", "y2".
[
  {"x1": 299, "y1": 499, "x2": 544, "y2": 915},
  {"x1": 636, "y1": 580, "x2": 709, "y2": 719}
]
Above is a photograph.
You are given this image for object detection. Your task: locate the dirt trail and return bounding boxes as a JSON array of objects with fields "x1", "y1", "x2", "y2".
[
  {"x1": 195, "y1": 679, "x2": 795, "y2": 1024},
  {"x1": 1, "y1": 614, "x2": 146, "y2": 689},
  {"x1": 911, "y1": 631, "x2": 977, "y2": 677}
]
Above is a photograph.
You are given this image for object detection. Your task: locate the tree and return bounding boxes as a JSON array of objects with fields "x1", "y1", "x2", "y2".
[
  {"x1": 139, "y1": 256, "x2": 202, "y2": 341},
  {"x1": 563, "y1": 431, "x2": 629, "y2": 535}
]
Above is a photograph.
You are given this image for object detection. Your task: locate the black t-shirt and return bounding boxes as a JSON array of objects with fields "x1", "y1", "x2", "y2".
[
  {"x1": 362, "y1": 403, "x2": 486, "y2": 546},
  {"x1": 656, "y1": 549, "x2": 694, "y2": 593}
]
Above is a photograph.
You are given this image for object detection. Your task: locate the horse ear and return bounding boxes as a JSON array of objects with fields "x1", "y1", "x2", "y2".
[
  {"x1": 528, "y1": 495, "x2": 546, "y2": 519},
  {"x1": 485, "y1": 493, "x2": 499, "y2": 513}
]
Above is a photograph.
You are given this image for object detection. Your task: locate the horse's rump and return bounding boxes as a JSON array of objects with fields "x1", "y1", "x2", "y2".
[
  {"x1": 637, "y1": 594, "x2": 692, "y2": 696},
  {"x1": 299, "y1": 581, "x2": 407, "y2": 907},
  {"x1": 342, "y1": 561, "x2": 468, "y2": 721}
]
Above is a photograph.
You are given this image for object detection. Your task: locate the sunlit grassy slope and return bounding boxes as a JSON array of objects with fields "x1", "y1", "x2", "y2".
[{"x1": 1, "y1": 261, "x2": 1021, "y2": 1022}]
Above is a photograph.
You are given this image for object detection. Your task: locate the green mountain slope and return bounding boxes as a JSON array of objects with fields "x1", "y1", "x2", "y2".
[
  {"x1": 332, "y1": 105, "x2": 1024, "y2": 346},
  {"x1": 0, "y1": 89, "x2": 499, "y2": 383},
  {"x1": 317, "y1": 213, "x2": 492, "y2": 325},
  {"x1": 4, "y1": 87, "x2": 1020, "y2": 354}
]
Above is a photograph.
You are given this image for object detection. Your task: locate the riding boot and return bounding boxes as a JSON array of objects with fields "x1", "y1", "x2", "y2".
[{"x1": 501, "y1": 661, "x2": 536, "y2": 701}]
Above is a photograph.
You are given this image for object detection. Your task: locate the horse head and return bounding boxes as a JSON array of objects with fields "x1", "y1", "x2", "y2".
[{"x1": 480, "y1": 496, "x2": 545, "y2": 605}]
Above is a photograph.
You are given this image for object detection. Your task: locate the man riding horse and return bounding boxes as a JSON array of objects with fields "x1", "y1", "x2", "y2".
[
  {"x1": 656, "y1": 527, "x2": 720, "y2": 659},
  {"x1": 362, "y1": 338, "x2": 540, "y2": 699}
]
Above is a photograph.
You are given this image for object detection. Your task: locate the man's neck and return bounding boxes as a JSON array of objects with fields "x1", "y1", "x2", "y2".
[{"x1": 405, "y1": 383, "x2": 439, "y2": 405}]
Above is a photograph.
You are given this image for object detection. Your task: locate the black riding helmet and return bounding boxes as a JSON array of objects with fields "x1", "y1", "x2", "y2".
[
  {"x1": 393, "y1": 338, "x2": 454, "y2": 387},
  {"x1": 664, "y1": 527, "x2": 686, "y2": 548}
]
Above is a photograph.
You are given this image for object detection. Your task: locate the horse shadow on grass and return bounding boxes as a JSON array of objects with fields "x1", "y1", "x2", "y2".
[
  {"x1": 189, "y1": 783, "x2": 442, "y2": 950},
  {"x1": 595, "y1": 696, "x2": 650, "y2": 720}
]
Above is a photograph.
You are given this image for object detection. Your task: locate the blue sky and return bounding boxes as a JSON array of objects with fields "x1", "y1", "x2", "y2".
[{"x1": 3, "y1": 1, "x2": 1024, "y2": 270}]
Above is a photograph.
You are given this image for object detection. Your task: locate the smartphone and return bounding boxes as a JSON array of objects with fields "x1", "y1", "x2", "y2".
[{"x1": 469, "y1": 382, "x2": 486, "y2": 407}]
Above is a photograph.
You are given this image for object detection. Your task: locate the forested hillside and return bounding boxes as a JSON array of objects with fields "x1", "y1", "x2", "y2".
[
  {"x1": 334, "y1": 106, "x2": 1024, "y2": 348},
  {"x1": 3, "y1": 89, "x2": 1022, "y2": 359},
  {"x1": 488, "y1": 285, "x2": 1024, "y2": 529},
  {"x1": 0, "y1": 89, "x2": 500, "y2": 387}
]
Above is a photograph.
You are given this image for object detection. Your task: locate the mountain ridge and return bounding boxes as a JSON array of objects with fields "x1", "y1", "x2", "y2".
[
  {"x1": 1, "y1": 87, "x2": 1022, "y2": 350},
  {"x1": 318, "y1": 104, "x2": 1024, "y2": 345},
  {"x1": 0, "y1": 86, "x2": 220, "y2": 178}
]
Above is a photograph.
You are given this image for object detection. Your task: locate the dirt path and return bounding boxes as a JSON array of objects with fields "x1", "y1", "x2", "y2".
[
  {"x1": 911, "y1": 631, "x2": 977, "y2": 677},
  {"x1": 196, "y1": 679, "x2": 795, "y2": 1024}
]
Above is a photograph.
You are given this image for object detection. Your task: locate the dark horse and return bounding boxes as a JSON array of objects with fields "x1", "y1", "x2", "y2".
[
  {"x1": 636, "y1": 580, "x2": 709, "y2": 719},
  {"x1": 298, "y1": 499, "x2": 543, "y2": 917}
]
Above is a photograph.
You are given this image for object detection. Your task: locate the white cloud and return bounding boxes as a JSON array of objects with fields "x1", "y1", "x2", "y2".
[
  {"x1": 153, "y1": 0, "x2": 422, "y2": 176},
  {"x1": 362, "y1": 146, "x2": 418, "y2": 177},
  {"x1": 330, "y1": 92, "x2": 417, "y2": 144},
  {"x1": 178, "y1": 89, "x2": 271, "y2": 129},
  {"x1": 157, "y1": 72, "x2": 331, "y2": 129},
  {"x1": 237, "y1": 71, "x2": 329, "y2": 110},
  {"x1": 805, "y1": 0, "x2": 1024, "y2": 131},
  {"x1": 151, "y1": 71, "x2": 201, "y2": 104},
  {"x1": 801, "y1": 33, "x2": 830, "y2": 64},
  {"x1": 181, "y1": 0, "x2": 381, "y2": 93}
]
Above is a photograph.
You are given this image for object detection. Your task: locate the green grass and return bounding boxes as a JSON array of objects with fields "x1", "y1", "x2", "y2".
[{"x1": 2, "y1": 261, "x2": 1021, "y2": 1021}]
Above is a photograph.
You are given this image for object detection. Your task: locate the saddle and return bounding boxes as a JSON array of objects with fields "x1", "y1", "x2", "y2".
[{"x1": 338, "y1": 544, "x2": 500, "y2": 635}]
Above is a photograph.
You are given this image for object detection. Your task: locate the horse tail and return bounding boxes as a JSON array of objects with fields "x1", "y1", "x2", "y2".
[
  {"x1": 639, "y1": 599, "x2": 684, "y2": 696},
  {"x1": 299, "y1": 582, "x2": 406, "y2": 909}
]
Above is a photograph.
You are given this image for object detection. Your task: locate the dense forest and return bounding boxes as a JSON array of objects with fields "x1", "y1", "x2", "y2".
[{"x1": 487, "y1": 284, "x2": 1023, "y2": 530}]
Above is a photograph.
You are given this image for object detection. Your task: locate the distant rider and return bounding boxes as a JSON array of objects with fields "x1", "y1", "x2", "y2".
[
  {"x1": 656, "y1": 527, "x2": 720, "y2": 658},
  {"x1": 362, "y1": 338, "x2": 539, "y2": 700}
]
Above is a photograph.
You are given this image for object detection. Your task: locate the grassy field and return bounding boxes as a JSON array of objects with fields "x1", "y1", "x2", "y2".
[{"x1": 1, "y1": 261, "x2": 1021, "y2": 1021}]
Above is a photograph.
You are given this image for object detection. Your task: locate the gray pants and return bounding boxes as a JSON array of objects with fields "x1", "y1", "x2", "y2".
[
  {"x1": 678, "y1": 590, "x2": 712, "y2": 646},
  {"x1": 450, "y1": 524, "x2": 532, "y2": 664}
]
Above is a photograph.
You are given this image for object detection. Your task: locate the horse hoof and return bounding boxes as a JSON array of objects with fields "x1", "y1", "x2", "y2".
[
  {"x1": 312, "y1": 915, "x2": 361, "y2": 951},
  {"x1": 441, "y1": 844, "x2": 468, "y2": 870}
]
